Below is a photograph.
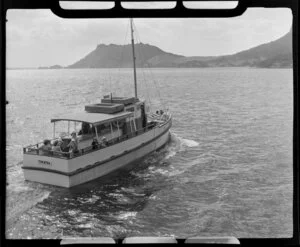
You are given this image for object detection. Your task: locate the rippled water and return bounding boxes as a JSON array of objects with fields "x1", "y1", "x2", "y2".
[{"x1": 6, "y1": 68, "x2": 293, "y2": 239}]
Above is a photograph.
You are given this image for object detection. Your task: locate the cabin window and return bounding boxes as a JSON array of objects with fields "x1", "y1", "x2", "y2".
[
  {"x1": 111, "y1": 120, "x2": 125, "y2": 131},
  {"x1": 118, "y1": 119, "x2": 126, "y2": 128},
  {"x1": 78, "y1": 122, "x2": 93, "y2": 135},
  {"x1": 96, "y1": 123, "x2": 111, "y2": 135},
  {"x1": 111, "y1": 121, "x2": 118, "y2": 130}
]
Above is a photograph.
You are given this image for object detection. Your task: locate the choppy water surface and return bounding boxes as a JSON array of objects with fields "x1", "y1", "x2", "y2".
[{"x1": 6, "y1": 68, "x2": 293, "y2": 238}]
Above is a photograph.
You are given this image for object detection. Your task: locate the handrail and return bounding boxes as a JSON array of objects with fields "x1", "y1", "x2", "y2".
[
  {"x1": 24, "y1": 134, "x2": 71, "y2": 149},
  {"x1": 23, "y1": 114, "x2": 171, "y2": 159}
]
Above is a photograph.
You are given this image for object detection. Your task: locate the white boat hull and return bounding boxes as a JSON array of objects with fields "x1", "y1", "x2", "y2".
[{"x1": 22, "y1": 120, "x2": 171, "y2": 188}]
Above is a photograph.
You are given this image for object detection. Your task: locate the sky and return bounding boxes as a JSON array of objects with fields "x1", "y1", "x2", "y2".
[{"x1": 6, "y1": 4, "x2": 292, "y2": 68}]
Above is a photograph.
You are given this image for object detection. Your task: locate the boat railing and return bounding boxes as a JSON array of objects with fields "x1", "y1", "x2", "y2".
[
  {"x1": 23, "y1": 137, "x2": 71, "y2": 159},
  {"x1": 23, "y1": 114, "x2": 171, "y2": 159}
]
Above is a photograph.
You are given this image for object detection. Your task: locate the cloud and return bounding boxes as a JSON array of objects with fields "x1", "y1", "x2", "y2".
[{"x1": 6, "y1": 8, "x2": 292, "y2": 67}]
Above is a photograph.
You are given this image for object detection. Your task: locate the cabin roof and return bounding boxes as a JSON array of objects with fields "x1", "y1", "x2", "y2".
[{"x1": 51, "y1": 111, "x2": 133, "y2": 125}]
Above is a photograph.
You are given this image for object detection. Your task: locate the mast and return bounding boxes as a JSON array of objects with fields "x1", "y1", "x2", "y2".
[{"x1": 130, "y1": 18, "x2": 138, "y2": 99}]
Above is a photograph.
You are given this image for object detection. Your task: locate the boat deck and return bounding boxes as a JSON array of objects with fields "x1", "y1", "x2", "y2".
[{"x1": 23, "y1": 118, "x2": 169, "y2": 160}]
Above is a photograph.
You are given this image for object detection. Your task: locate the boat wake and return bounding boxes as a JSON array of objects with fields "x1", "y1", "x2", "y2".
[
  {"x1": 130, "y1": 133, "x2": 200, "y2": 179},
  {"x1": 6, "y1": 162, "x2": 55, "y2": 232},
  {"x1": 6, "y1": 186, "x2": 52, "y2": 232},
  {"x1": 115, "y1": 211, "x2": 137, "y2": 220},
  {"x1": 164, "y1": 132, "x2": 199, "y2": 159}
]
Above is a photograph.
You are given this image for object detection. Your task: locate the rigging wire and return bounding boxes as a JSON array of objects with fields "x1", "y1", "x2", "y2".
[
  {"x1": 131, "y1": 28, "x2": 153, "y2": 112},
  {"x1": 129, "y1": 22, "x2": 154, "y2": 111},
  {"x1": 139, "y1": 57, "x2": 153, "y2": 112},
  {"x1": 115, "y1": 19, "x2": 130, "y2": 96},
  {"x1": 132, "y1": 23, "x2": 157, "y2": 110},
  {"x1": 132, "y1": 21, "x2": 168, "y2": 112}
]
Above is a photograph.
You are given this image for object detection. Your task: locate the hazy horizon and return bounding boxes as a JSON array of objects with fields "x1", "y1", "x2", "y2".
[{"x1": 6, "y1": 8, "x2": 292, "y2": 68}]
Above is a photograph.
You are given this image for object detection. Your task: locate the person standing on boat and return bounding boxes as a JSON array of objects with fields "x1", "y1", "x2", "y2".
[{"x1": 68, "y1": 131, "x2": 79, "y2": 154}]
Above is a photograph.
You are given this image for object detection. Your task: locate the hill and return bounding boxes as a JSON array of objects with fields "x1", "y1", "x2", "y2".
[
  {"x1": 68, "y1": 43, "x2": 183, "y2": 68},
  {"x1": 67, "y1": 29, "x2": 292, "y2": 68},
  {"x1": 214, "y1": 28, "x2": 292, "y2": 68}
]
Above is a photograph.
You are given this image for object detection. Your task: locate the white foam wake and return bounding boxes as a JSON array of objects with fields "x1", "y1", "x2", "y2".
[
  {"x1": 164, "y1": 133, "x2": 199, "y2": 159},
  {"x1": 116, "y1": 211, "x2": 137, "y2": 220},
  {"x1": 180, "y1": 138, "x2": 199, "y2": 147}
]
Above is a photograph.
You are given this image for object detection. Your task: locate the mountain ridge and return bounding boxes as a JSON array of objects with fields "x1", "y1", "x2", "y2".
[{"x1": 62, "y1": 29, "x2": 293, "y2": 69}]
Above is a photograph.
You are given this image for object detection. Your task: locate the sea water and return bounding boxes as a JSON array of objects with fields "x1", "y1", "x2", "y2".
[{"x1": 5, "y1": 68, "x2": 293, "y2": 238}]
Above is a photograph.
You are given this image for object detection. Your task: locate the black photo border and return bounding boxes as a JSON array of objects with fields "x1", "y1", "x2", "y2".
[{"x1": 0, "y1": 0, "x2": 299, "y2": 246}]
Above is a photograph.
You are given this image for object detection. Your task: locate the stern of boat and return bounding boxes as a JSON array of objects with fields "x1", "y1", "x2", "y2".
[{"x1": 22, "y1": 148, "x2": 71, "y2": 187}]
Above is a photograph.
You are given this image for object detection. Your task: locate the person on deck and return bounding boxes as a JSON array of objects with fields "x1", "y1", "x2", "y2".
[
  {"x1": 78, "y1": 122, "x2": 91, "y2": 136},
  {"x1": 52, "y1": 139, "x2": 63, "y2": 152},
  {"x1": 100, "y1": 136, "x2": 108, "y2": 147},
  {"x1": 39, "y1": 139, "x2": 52, "y2": 154},
  {"x1": 68, "y1": 131, "x2": 79, "y2": 154},
  {"x1": 91, "y1": 138, "x2": 99, "y2": 150}
]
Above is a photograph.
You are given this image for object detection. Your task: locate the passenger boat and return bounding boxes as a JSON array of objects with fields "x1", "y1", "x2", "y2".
[{"x1": 22, "y1": 19, "x2": 172, "y2": 188}]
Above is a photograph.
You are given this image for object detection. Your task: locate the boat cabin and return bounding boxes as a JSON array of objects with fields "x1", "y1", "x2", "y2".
[{"x1": 52, "y1": 96, "x2": 148, "y2": 147}]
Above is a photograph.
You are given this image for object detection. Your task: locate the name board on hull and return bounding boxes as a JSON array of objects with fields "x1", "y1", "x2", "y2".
[{"x1": 38, "y1": 160, "x2": 52, "y2": 166}]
